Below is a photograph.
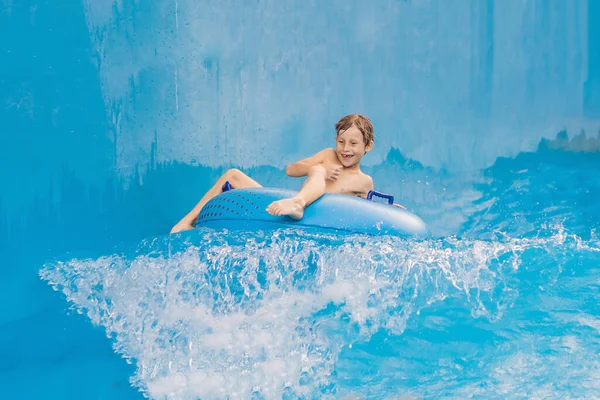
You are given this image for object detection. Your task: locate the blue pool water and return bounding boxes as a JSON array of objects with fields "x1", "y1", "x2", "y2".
[
  {"x1": 38, "y1": 147, "x2": 600, "y2": 399},
  {"x1": 2, "y1": 1, "x2": 600, "y2": 399}
]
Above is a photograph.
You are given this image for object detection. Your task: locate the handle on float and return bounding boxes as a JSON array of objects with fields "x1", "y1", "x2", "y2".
[{"x1": 367, "y1": 190, "x2": 394, "y2": 205}]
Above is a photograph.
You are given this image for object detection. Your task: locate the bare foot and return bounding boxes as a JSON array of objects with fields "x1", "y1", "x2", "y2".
[
  {"x1": 170, "y1": 221, "x2": 194, "y2": 234},
  {"x1": 266, "y1": 196, "x2": 306, "y2": 220}
]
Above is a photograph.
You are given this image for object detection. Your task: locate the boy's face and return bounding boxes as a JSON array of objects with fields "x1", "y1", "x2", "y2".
[{"x1": 335, "y1": 125, "x2": 374, "y2": 168}]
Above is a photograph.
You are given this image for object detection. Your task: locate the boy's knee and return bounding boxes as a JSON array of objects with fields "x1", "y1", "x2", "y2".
[{"x1": 225, "y1": 168, "x2": 243, "y2": 181}]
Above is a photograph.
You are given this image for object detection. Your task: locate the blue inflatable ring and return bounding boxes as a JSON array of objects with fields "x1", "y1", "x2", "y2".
[{"x1": 194, "y1": 185, "x2": 429, "y2": 237}]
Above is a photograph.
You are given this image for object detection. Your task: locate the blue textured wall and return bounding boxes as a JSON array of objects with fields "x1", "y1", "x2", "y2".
[
  {"x1": 1, "y1": 0, "x2": 598, "y2": 397},
  {"x1": 75, "y1": 0, "x2": 595, "y2": 173}
]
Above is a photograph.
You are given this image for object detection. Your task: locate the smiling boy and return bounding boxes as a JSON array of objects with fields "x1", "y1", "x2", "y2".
[{"x1": 170, "y1": 114, "x2": 377, "y2": 234}]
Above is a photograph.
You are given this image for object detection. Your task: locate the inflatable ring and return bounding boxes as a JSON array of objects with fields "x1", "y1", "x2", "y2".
[{"x1": 194, "y1": 182, "x2": 429, "y2": 237}]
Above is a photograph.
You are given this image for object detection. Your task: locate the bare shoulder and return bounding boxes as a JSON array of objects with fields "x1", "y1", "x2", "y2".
[
  {"x1": 320, "y1": 147, "x2": 338, "y2": 162},
  {"x1": 298, "y1": 147, "x2": 337, "y2": 167}
]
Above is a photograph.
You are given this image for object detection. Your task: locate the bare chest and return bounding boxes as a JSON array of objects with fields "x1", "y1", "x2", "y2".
[{"x1": 325, "y1": 173, "x2": 367, "y2": 197}]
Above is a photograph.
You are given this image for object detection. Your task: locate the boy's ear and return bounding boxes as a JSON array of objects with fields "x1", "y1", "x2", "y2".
[{"x1": 365, "y1": 140, "x2": 374, "y2": 153}]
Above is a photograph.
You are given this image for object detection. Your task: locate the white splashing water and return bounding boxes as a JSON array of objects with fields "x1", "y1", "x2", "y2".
[{"x1": 39, "y1": 227, "x2": 590, "y2": 399}]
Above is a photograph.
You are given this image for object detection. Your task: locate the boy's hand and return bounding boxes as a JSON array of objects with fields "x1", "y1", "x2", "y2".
[{"x1": 324, "y1": 164, "x2": 342, "y2": 181}]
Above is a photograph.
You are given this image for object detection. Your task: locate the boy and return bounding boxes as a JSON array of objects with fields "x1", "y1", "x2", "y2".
[{"x1": 170, "y1": 114, "x2": 377, "y2": 234}]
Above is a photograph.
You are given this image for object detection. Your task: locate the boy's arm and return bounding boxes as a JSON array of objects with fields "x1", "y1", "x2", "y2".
[
  {"x1": 365, "y1": 176, "x2": 375, "y2": 194},
  {"x1": 286, "y1": 148, "x2": 336, "y2": 177},
  {"x1": 355, "y1": 175, "x2": 375, "y2": 198}
]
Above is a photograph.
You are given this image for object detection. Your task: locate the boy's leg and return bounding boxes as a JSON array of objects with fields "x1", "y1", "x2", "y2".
[
  {"x1": 266, "y1": 165, "x2": 327, "y2": 220},
  {"x1": 170, "y1": 168, "x2": 261, "y2": 234}
]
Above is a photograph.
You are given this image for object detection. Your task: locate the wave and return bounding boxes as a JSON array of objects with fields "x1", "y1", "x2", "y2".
[{"x1": 39, "y1": 225, "x2": 598, "y2": 399}]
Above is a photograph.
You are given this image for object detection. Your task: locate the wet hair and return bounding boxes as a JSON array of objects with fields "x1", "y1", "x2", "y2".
[{"x1": 335, "y1": 114, "x2": 374, "y2": 145}]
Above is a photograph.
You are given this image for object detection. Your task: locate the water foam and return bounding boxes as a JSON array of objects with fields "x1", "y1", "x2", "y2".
[{"x1": 39, "y1": 226, "x2": 596, "y2": 399}]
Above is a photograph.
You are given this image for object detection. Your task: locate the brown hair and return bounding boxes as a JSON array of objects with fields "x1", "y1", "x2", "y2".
[{"x1": 335, "y1": 114, "x2": 374, "y2": 145}]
